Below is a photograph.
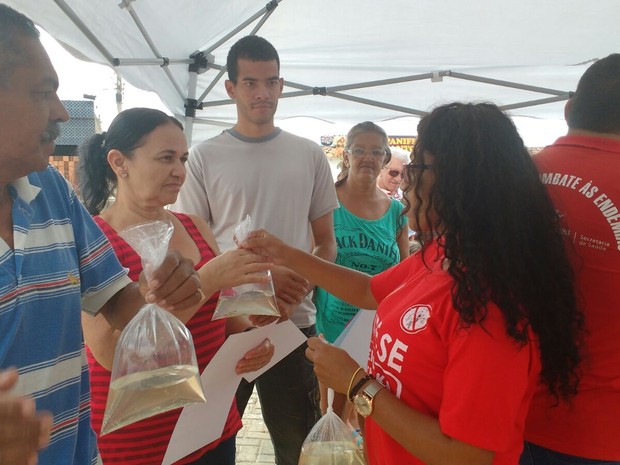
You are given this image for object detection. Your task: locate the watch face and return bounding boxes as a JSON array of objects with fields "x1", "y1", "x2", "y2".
[{"x1": 353, "y1": 394, "x2": 372, "y2": 417}]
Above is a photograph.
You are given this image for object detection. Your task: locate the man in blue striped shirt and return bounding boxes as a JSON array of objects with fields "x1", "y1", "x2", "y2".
[{"x1": 0, "y1": 5, "x2": 203, "y2": 464}]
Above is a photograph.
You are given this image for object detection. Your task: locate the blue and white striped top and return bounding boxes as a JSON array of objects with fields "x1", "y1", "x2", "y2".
[{"x1": 0, "y1": 165, "x2": 130, "y2": 465}]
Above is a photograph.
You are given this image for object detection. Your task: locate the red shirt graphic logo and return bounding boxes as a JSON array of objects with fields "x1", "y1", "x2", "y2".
[{"x1": 401, "y1": 304, "x2": 431, "y2": 334}]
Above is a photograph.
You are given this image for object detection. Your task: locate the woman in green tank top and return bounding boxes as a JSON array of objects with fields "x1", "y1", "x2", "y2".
[{"x1": 314, "y1": 121, "x2": 410, "y2": 420}]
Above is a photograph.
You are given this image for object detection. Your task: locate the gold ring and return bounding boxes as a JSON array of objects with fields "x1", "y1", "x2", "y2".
[{"x1": 197, "y1": 288, "x2": 205, "y2": 301}]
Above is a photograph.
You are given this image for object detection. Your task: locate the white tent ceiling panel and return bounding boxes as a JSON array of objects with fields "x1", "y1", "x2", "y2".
[{"x1": 6, "y1": 0, "x2": 620, "y2": 144}]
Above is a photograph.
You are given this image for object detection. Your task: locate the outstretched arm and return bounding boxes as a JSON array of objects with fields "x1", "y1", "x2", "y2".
[
  {"x1": 242, "y1": 230, "x2": 377, "y2": 310},
  {"x1": 266, "y1": 211, "x2": 336, "y2": 314}
]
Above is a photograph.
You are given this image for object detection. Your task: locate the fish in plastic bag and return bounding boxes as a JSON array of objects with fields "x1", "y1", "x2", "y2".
[
  {"x1": 213, "y1": 215, "x2": 280, "y2": 319},
  {"x1": 298, "y1": 389, "x2": 366, "y2": 465},
  {"x1": 100, "y1": 220, "x2": 206, "y2": 435}
]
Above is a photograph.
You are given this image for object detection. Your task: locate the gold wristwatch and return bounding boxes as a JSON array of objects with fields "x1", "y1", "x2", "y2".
[{"x1": 353, "y1": 380, "x2": 382, "y2": 417}]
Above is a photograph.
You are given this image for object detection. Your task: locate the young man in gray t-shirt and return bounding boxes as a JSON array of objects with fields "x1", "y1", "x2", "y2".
[{"x1": 172, "y1": 35, "x2": 338, "y2": 465}]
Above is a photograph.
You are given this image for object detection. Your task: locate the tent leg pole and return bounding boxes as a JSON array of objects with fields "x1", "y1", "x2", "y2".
[{"x1": 184, "y1": 70, "x2": 199, "y2": 146}]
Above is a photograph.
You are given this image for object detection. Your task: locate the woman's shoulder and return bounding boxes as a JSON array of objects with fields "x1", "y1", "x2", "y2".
[
  {"x1": 170, "y1": 211, "x2": 220, "y2": 256},
  {"x1": 388, "y1": 197, "x2": 404, "y2": 211},
  {"x1": 93, "y1": 214, "x2": 117, "y2": 237},
  {"x1": 171, "y1": 212, "x2": 210, "y2": 234}
]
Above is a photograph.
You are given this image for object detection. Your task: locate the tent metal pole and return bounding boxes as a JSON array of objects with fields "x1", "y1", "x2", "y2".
[
  {"x1": 184, "y1": 70, "x2": 199, "y2": 146},
  {"x1": 176, "y1": 0, "x2": 284, "y2": 120},
  {"x1": 118, "y1": 0, "x2": 186, "y2": 101},
  {"x1": 327, "y1": 92, "x2": 427, "y2": 117},
  {"x1": 306, "y1": 73, "x2": 439, "y2": 92},
  {"x1": 112, "y1": 58, "x2": 193, "y2": 66},
  {"x1": 197, "y1": 68, "x2": 228, "y2": 104},
  {"x1": 51, "y1": 0, "x2": 116, "y2": 64},
  {"x1": 193, "y1": 118, "x2": 234, "y2": 127},
  {"x1": 198, "y1": 88, "x2": 330, "y2": 107},
  {"x1": 200, "y1": 0, "x2": 284, "y2": 56},
  {"x1": 280, "y1": 90, "x2": 318, "y2": 98},
  {"x1": 448, "y1": 71, "x2": 568, "y2": 96},
  {"x1": 500, "y1": 95, "x2": 571, "y2": 111},
  {"x1": 192, "y1": 0, "x2": 284, "y2": 108},
  {"x1": 201, "y1": 89, "x2": 331, "y2": 100},
  {"x1": 200, "y1": 98, "x2": 236, "y2": 108},
  {"x1": 119, "y1": 0, "x2": 158, "y2": 53},
  {"x1": 200, "y1": 87, "x2": 427, "y2": 116},
  {"x1": 246, "y1": 1, "x2": 280, "y2": 36},
  {"x1": 286, "y1": 70, "x2": 566, "y2": 96},
  {"x1": 196, "y1": 67, "x2": 567, "y2": 119}
]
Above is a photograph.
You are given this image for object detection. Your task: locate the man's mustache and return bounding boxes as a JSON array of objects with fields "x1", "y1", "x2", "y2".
[{"x1": 42, "y1": 123, "x2": 61, "y2": 143}]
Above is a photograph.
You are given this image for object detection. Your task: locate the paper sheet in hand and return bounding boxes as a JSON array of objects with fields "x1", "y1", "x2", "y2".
[
  {"x1": 333, "y1": 310, "x2": 376, "y2": 368},
  {"x1": 163, "y1": 320, "x2": 307, "y2": 465},
  {"x1": 243, "y1": 320, "x2": 307, "y2": 382}
]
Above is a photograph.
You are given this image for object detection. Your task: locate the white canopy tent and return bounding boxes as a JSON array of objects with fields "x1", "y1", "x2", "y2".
[{"x1": 7, "y1": 0, "x2": 620, "y2": 146}]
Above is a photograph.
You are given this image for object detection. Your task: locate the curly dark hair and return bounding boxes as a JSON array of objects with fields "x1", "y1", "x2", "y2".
[{"x1": 403, "y1": 102, "x2": 584, "y2": 400}]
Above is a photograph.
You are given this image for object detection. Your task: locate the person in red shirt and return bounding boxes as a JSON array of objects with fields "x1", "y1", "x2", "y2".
[
  {"x1": 522, "y1": 54, "x2": 620, "y2": 465},
  {"x1": 243, "y1": 102, "x2": 584, "y2": 465}
]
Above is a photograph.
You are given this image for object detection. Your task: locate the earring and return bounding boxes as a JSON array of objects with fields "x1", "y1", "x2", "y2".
[{"x1": 120, "y1": 172, "x2": 128, "y2": 179}]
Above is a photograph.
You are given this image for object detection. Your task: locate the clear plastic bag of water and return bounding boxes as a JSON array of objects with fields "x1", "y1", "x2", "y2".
[
  {"x1": 100, "y1": 220, "x2": 206, "y2": 435},
  {"x1": 298, "y1": 389, "x2": 366, "y2": 465},
  {"x1": 213, "y1": 215, "x2": 280, "y2": 319}
]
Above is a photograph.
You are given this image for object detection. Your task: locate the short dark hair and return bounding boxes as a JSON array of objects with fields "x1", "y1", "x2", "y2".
[
  {"x1": 77, "y1": 108, "x2": 183, "y2": 215},
  {"x1": 226, "y1": 35, "x2": 280, "y2": 84},
  {"x1": 0, "y1": 4, "x2": 40, "y2": 85},
  {"x1": 566, "y1": 54, "x2": 620, "y2": 134}
]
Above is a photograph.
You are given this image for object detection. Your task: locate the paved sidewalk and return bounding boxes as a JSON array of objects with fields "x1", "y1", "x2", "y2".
[{"x1": 235, "y1": 391, "x2": 276, "y2": 465}]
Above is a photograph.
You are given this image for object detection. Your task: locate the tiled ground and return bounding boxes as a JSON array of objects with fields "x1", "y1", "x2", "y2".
[{"x1": 235, "y1": 391, "x2": 276, "y2": 465}]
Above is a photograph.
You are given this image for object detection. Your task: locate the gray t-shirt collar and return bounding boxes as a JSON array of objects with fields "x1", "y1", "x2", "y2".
[{"x1": 225, "y1": 127, "x2": 282, "y2": 143}]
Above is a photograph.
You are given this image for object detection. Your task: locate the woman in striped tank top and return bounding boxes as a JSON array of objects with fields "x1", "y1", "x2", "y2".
[{"x1": 77, "y1": 107, "x2": 275, "y2": 465}]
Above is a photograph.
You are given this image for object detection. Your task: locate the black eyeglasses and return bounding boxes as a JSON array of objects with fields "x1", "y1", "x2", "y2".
[{"x1": 403, "y1": 162, "x2": 433, "y2": 183}]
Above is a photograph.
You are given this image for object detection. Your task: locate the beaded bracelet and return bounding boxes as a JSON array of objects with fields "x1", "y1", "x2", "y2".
[{"x1": 348, "y1": 374, "x2": 374, "y2": 401}]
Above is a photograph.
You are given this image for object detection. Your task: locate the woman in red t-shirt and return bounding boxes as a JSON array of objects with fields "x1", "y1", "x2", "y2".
[
  {"x1": 77, "y1": 108, "x2": 275, "y2": 465},
  {"x1": 243, "y1": 103, "x2": 584, "y2": 465}
]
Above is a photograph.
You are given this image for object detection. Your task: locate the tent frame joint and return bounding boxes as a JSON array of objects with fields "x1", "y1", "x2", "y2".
[
  {"x1": 189, "y1": 51, "x2": 210, "y2": 74},
  {"x1": 185, "y1": 99, "x2": 204, "y2": 118},
  {"x1": 266, "y1": 0, "x2": 279, "y2": 12}
]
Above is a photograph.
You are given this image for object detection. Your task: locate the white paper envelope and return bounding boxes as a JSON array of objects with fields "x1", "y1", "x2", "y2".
[
  {"x1": 163, "y1": 320, "x2": 307, "y2": 464},
  {"x1": 333, "y1": 309, "x2": 376, "y2": 368}
]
